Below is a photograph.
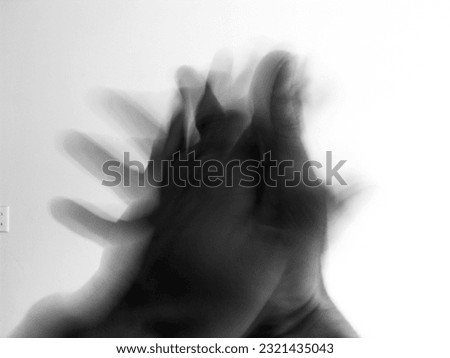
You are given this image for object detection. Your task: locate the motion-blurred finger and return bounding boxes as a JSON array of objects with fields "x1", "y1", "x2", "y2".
[
  {"x1": 250, "y1": 51, "x2": 307, "y2": 165},
  {"x1": 101, "y1": 92, "x2": 162, "y2": 155},
  {"x1": 63, "y1": 131, "x2": 151, "y2": 202},
  {"x1": 195, "y1": 84, "x2": 247, "y2": 161},
  {"x1": 50, "y1": 198, "x2": 153, "y2": 246},
  {"x1": 207, "y1": 52, "x2": 233, "y2": 106}
]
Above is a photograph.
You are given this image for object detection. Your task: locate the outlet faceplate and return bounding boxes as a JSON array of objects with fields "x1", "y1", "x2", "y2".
[{"x1": 0, "y1": 206, "x2": 10, "y2": 232}]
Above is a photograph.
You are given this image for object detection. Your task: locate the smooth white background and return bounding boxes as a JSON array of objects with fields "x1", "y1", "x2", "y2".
[{"x1": 1, "y1": 0, "x2": 450, "y2": 338}]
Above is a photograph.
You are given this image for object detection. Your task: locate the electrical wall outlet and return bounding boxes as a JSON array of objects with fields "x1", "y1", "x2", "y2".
[{"x1": 0, "y1": 206, "x2": 10, "y2": 232}]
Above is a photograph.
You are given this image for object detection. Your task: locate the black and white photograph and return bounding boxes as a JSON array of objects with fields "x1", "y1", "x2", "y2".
[{"x1": 1, "y1": 0, "x2": 449, "y2": 354}]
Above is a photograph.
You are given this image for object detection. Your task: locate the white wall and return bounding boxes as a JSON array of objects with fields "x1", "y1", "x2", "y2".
[{"x1": 1, "y1": 0, "x2": 450, "y2": 337}]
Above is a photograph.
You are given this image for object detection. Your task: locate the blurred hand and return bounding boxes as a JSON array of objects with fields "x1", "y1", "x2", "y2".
[{"x1": 12, "y1": 51, "x2": 357, "y2": 338}]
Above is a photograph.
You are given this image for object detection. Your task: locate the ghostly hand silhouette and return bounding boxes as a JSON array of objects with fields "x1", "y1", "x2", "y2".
[{"x1": 12, "y1": 51, "x2": 357, "y2": 338}]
